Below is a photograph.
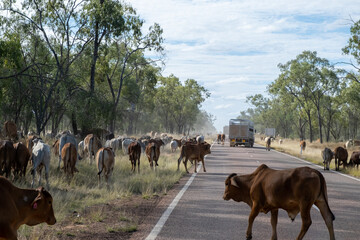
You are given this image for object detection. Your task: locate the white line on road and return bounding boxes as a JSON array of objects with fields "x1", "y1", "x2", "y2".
[{"x1": 145, "y1": 143, "x2": 214, "y2": 240}]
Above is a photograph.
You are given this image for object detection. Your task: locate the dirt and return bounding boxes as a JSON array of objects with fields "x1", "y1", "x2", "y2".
[{"x1": 39, "y1": 195, "x2": 162, "y2": 240}]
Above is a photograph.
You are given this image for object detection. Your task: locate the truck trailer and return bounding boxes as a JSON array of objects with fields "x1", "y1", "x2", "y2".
[{"x1": 229, "y1": 119, "x2": 254, "y2": 147}]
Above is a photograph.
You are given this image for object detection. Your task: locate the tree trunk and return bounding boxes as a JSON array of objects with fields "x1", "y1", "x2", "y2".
[
  {"x1": 306, "y1": 111, "x2": 313, "y2": 142},
  {"x1": 71, "y1": 112, "x2": 78, "y2": 135},
  {"x1": 316, "y1": 107, "x2": 323, "y2": 143}
]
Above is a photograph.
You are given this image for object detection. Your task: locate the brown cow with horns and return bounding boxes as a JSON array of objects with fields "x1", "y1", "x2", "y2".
[{"x1": 223, "y1": 164, "x2": 335, "y2": 240}]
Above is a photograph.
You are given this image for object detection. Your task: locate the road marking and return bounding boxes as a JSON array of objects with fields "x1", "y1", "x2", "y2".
[{"x1": 145, "y1": 143, "x2": 214, "y2": 240}]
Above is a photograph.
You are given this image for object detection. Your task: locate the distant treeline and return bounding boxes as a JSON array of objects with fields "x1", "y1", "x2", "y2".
[
  {"x1": 0, "y1": 0, "x2": 216, "y2": 136},
  {"x1": 239, "y1": 20, "x2": 360, "y2": 143}
]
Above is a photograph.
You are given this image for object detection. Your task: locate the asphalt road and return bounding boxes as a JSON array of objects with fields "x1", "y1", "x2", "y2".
[{"x1": 135, "y1": 143, "x2": 360, "y2": 240}]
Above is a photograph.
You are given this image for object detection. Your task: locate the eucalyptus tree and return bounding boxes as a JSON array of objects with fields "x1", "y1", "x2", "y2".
[
  {"x1": 1, "y1": 0, "x2": 92, "y2": 134},
  {"x1": 155, "y1": 75, "x2": 209, "y2": 134},
  {"x1": 342, "y1": 18, "x2": 360, "y2": 83}
]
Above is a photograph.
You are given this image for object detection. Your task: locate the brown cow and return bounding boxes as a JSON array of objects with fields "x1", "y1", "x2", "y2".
[
  {"x1": 177, "y1": 142, "x2": 211, "y2": 173},
  {"x1": 349, "y1": 151, "x2": 360, "y2": 169},
  {"x1": 3, "y1": 121, "x2": 17, "y2": 141},
  {"x1": 300, "y1": 140, "x2": 306, "y2": 154},
  {"x1": 13, "y1": 142, "x2": 30, "y2": 178},
  {"x1": 145, "y1": 142, "x2": 160, "y2": 170},
  {"x1": 217, "y1": 134, "x2": 221, "y2": 144},
  {"x1": 0, "y1": 176, "x2": 56, "y2": 239},
  {"x1": 334, "y1": 146, "x2": 348, "y2": 171},
  {"x1": 221, "y1": 134, "x2": 225, "y2": 145},
  {"x1": 128, "y1": 141, "x2": 141, "y2": 173},
  {"x1": 61, "y1": 143, "x2": 78, "y2": 178},
  {"x1": 265, "y1": 137, "x2": 271, "y2": 151},
  {"x1": 223, "y1": 164, "x2": 335, "y2": 240},
  {"x1": 96, "y1": 147, "x2": 115, "y2": 186},
  {"x1": 0, "y1": 140, "x2": 16, "y2": 178},
  {"x1": 52, "y1": 139, "x2": 60, "y2": 157},
  {"x1": 84, "y1": 134, "x2": 102, "y2": 164}
]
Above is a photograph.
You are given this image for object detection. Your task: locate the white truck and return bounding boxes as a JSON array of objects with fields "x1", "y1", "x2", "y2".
[
  {"x1": 265, "y1": 128, "x2": 276, "y2": 138},
  {"x1": 229, "y1": 119, "x2": 254, "y2": 147}
]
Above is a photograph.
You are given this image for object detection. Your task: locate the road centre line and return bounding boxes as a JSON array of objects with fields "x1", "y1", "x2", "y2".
[{"x1": 145, "y1": 143, "x2": 215, "y2": 240}]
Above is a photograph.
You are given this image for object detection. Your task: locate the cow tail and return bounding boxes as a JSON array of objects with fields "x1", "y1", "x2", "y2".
[
  {"x1": 90, "y1": 137, "x2": 94, "y2": 156},
  {"x1": 316, "y1": 170, "x2": 335, "y2": 221},
  {"x1": 98, "y1": 149, "x2": 105, "y2": 175}
]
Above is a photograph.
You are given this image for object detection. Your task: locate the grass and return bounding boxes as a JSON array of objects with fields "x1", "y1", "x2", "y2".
[
  {"x1": 13, "y1": 134, "x2": 201, "y2": 239},
  {"x1": 256, "y1": 137, "x2": 360, "y2": 178}
]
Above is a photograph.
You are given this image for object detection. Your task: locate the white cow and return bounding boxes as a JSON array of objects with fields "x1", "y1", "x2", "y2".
[
  {"x1": 31, "y1": 138, "x2": 51, "y2": 188},
  {"x1": 170, "y1": 140, "x2": 178, "y2": 153}
]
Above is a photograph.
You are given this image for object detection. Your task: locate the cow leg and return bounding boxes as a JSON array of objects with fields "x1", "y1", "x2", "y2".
[
  {"x1": 194, "y1": 159, "x2": 197, "y2": 173},
  {"x1": 137, "y1": 158, "x2": 140, "y2": 173},
  {"x1": 297, "y1": 204, "x2": 312, "y2": 240},
  {"x1": 183, "y1": 159, "x2": 189, "y2": 173},
  {"x1": 201, "y1": 158, "x2": 206, "y2": 172},
  {"x1": 335, "y1": 157, "x2": 338, "y2": 171},
  {"x1": 38, "y1": 168, "x2": 42, "y2": 186},
  {"x1": 246, "y1": 205, "x2": 260, "y2": 240},
  {"x1": 177, "y1": 157, "x2": 182, "y2": 171},
  {"x1": 31, "y1": 168, "x2": 36, "y2": 188},
  {"x1": 315, "y1": 201, "x2": 335, "y2": 240},
  {"x1": 270, "y1": 209, "x2": 278, "y2": 240},
  {"x1": 45, "y1": 164, "x2": 50, "y2": 189}
]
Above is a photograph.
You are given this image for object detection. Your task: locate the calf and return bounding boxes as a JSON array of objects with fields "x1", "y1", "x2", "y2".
[
  {"x1": 170, "y1": 140, "x2": 178, "y2": 153},
  {"x1": 300, "y1": 140, "x2": 306, "y2": 154},
  {"x1": 61, "y1": 143, "x2": 78, "y2": 178},
  {"x1": 223, "y1": 164, "x2": 335, "y2": 240},
  {"x1": 217, "y1": 134, "x2": 221, "y2": 144},
  {"x1": 221, "y1": 134, "x2": 225, "y2": 145},
  {"x1": 31, "y1": 139, "x2": 51, "y2": 188},
  {"x1": 96, "y1": 147, "x2": 115, "y2": 187},
  {"x1": 128, "y1": 141, "x2": 141, "y2": 173},
  {"x1": 59, "y1": 132, "x2": 78, "y2": 168},
  {"x1": 145, "y1": 142, "x2": 160, "y2": 170},
  {"x1": 84, "y1": 134, "x2": 102, "y2": 164},
  {"x1": 334, "y1": 146, "x2": 348, "y2": 171},
  {"x1": 177, "y1": 142, "x2": 211, "y2": 173},
  {"x1": 13, "y1": 142, "x2": 30, "y2": 178},
  {"x1": 322, "y1": 147, "x2": 334, "y2": 170},
  {"x1": 52, "y1": 139, "x2": 59, "y2": 157},
  {"x1": 265, "y1": 137, "x2": 271, "y2": 151},
  {"x1": 0, "y1": 140, "x2": 16, "y2": 178},
  {"x1": 0, "y1": 177, "x2": 56, "y2": 239},
  {"x1": 349, "y1": 151, "x2": 360, "y2": 169}
]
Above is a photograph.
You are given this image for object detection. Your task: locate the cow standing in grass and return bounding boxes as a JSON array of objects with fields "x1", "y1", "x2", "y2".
[
  {"x1": 334, "y1": 146, "x2": 348, "y2": 171},
  {"x1": 96, "y1": 148, "x2": 115, "y2": 187},
  {"x1": 61, "y1": 143, "x2": 78, "y2": 178},
  {"x1": 322, "y1": 147, "x2": 334, "y2": 171},
  {"x1": 300, "y1": 140, "x2": 306, "y2": 154},
  {"x1": 265, "y1": 137, "x2": 271, "y2": 151},
  {"x1": 128, "y1": 141, "x2": 141, "y2": 173},
  {"x1": 13, "y1": 142, "x2": 30, "y2": 178},
  {"x1": 31, "y1": 138, "x2": 51, "y2": 189}
]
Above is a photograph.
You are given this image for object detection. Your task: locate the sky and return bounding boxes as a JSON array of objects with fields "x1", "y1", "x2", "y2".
[{"x1": 131, "y1": 0, "x2": 360, "y2": 132}]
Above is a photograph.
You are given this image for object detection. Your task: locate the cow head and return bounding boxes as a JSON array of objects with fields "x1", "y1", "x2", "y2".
[
  {"x1": 28, "y1": 187, "x2": 56, "y2": 226},
  {"x1": 202, "y1": 142, "x2": 211, "y2": 155},
  {"x1": 223, "y1": 173, "x2": 244, "y2": 202}
]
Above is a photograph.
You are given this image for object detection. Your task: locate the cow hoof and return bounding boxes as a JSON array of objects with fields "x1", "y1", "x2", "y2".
[{"x1": 246, "y1": 235, "x2": 252, "y2": 240}]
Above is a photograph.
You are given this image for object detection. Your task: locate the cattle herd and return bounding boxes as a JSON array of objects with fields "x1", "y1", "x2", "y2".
[
  {"x1": 1, "y1": 120, "x2": 358, "y2": 239},
  {"x1": 0, "y1": 121, "x2": 213, "y2": 237}
]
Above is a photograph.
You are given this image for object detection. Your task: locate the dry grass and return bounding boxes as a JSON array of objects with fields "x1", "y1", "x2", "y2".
[
  {"x1": 14, "y1": 134, "x2": 217, "y2": 239},
  {"x1": 256, "y1": 138, "x2": 360, "y2": 178}
]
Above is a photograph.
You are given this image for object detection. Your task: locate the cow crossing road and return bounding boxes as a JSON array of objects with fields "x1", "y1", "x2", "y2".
[{"x1": 133, "y1": 143, "x2": 360, "y2": 240}]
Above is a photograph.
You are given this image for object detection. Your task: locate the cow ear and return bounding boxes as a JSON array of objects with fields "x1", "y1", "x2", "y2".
[{"x1": 31, "y1": 193, "x2": 42, "y2": 209}]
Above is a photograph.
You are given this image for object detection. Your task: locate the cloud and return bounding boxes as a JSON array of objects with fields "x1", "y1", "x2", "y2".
[{"x1": 131, "y1": 0, "x2": 360, "y2": 131}]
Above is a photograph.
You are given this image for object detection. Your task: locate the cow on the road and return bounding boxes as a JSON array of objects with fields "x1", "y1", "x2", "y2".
[{"x1": 223, "y1": 164, "x2": 335, "y2": 240}]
